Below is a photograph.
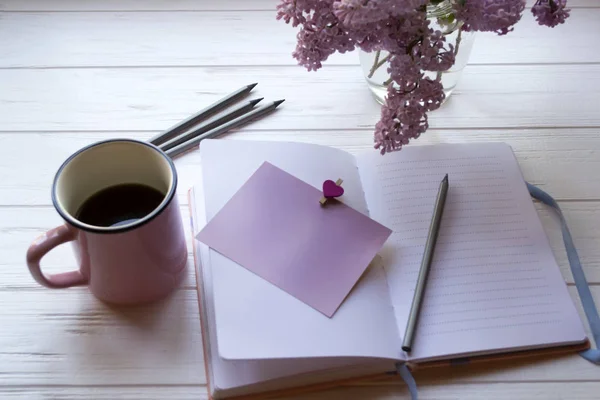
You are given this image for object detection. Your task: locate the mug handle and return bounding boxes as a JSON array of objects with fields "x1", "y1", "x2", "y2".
[{"x1": 26, "y1": 224, "x2": 88, "y2": 288}]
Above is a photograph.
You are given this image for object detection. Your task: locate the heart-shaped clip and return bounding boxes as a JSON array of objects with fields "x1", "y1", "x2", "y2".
[{"x1": 320, "y1": 179, "x2": 344, "y2": 205}]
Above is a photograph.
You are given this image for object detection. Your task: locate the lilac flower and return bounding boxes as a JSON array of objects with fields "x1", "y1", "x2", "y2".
[
  {"x1": 333, "y1": 0, "x2": 427, "y2": 27},
  {"x1": 388, "y1": 54, "x2": 423, "y2": 92},
  {"x1": 346, "y1": 21, "x2": 384, "y2": 52},
  {"x1": 412, "y1": 29, "x2": 455, "y2": 71},
  {"x1": 532, "y1": 0, "x2": 570, "y2": 27},
  {"x1": 418, "y1": 76, "x2": 445, "y2": 111},
  {"x1": 373, "y1": 87, "x2": 423, "y2": 154},
  {"x1": 382, "y1": 0, "x2": 429, "y2": 16},
  {"x1": 374, "y1": 77, "x2": 444, "y2": 154},
  {"x1": 333, "y1": 0, "x2": 390, "y2": 26},
  {"x1": 292, "y1": 2, "x2": 355, "y2": 71},
  {"x1": 276, "y1": 0, "x2": 319, "y2": 27},
  {"x1": 379, "y1": 11, "x2": 430, "y2": 54},
  {"x1": 277, "y1": 0, "x2": 570, "y2": 154},
  {"x1": 455, "y1": 0, "x2": 526, "y2": 35}
]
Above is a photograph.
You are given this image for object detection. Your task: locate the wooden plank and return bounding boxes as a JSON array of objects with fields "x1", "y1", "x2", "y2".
[
  {"x1": 0, "y1": 65, "x2": 598, "y2": 132},
  {"x1": 289, "y1": 383, "x2": 600, "y2": 400},
  {"x1": 0, "y1": 0, "x2": 277, "y2": 11},
  {"x1": 0, "y1": 9, "x2": 597, "y2": 68},
  {"x1": 0, "y1": 386, "x2": 208, "y2": 400},
  {"x1": 0, "y1": 287, "x2": 598, "y2": 386},
  {"x1": 0, "y1": 0, "x2": 595, "y2": 11},
  {"x1": 0, "y1": 205, "x2": 198, "y2": 290},
  {"x1": 2, "y1": 128, "x2": 600, "y2": 206},
  {"x1": 0, "y1": 290, "x2": 205, "y2": 385},
  {"x1": 3, "y1": 128, "x2": 600, "y2": 285},
  {"x1": 537, "y1": 202, "x2": 600, "y2": 285},
  {"x1": 1, "y1": 383, "x2": 600, "y2": 400},
  {"x1": 2, "y1": 199, "x2": 599, "y2": 290}
]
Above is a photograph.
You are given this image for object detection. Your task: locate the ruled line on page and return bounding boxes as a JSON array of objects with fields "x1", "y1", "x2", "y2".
[
  {"x1": 419, "y1": 320, "x2": 563, "y2": 337},
  {"x1": 357, "y1": 144, "x2": 585, "y2": 360}
]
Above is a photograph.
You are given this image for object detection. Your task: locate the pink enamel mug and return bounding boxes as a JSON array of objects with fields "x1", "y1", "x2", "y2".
[{"x1": 26, "y1": 139, "x2": 188, "y2": 304}]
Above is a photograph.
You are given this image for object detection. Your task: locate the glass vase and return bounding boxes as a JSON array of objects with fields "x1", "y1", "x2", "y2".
[{"x1": 359, "y1": 1, "x2": 476, "y2": 105}]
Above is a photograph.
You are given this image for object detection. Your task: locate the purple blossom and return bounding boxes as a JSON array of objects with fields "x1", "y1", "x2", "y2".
[
  {"x1": 418, "y1": 76, "x2": 445, "y2": 111},
  {"x1": 532, "y1": 0, "x2": 570, "y2": 27},
  {"x1": 346, "y1": 21, "x2": 384, "y2": 52},
  {"x1": 374, "y1": 77, "x2": 444, "y2": 154},
  {"x1": 411, "y1": 29, "x2": 455, "y2": 71},
  {"x1": 277, "y1": 0, "x2": 570, "y2": 154},
  {"x1": 388, "y1": 54, "x2": 423, "y2": 92},
  {"x1": 378, "y1": 11, "x2": 429, "y2": 54},
  {"x1": 455, "y1": 0, "x2": 526, "y2": 35},
  {"x1": 333, "y1": 0, "x2": 390, "y2": 26},
  {"x1": 276, "y1": 0, "x2": 321, "y2": 27},
  {"x1": 292, "y1": 2, "x2": 355, "y2": 71},
  {"x1": 333, "y1": 0, "x2": 427, "y2": 27},
  {"x1": 373, "y1": 86, "x2": 423, "y2": 154}
]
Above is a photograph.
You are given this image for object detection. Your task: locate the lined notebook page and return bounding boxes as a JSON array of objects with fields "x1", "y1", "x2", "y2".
[{"x1": 357, "y1": 143, "x2": 586, "y2": 362}]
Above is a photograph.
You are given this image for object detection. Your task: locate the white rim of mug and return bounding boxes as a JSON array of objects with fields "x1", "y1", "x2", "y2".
[{"x1": 51, "y1": 138, "x2": 178, "y2": 234}]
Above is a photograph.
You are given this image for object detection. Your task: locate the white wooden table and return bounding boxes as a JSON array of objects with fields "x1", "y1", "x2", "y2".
[{"x1": 1, "y1": 1, "x2": 599, "y2": 399}]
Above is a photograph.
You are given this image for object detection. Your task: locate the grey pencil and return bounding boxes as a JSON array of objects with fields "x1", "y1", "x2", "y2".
[
  {"x1": 166, "y1": 99, "x2": 284, "y2": 158},
  {"x1": 148, "y1": 83, "x2": 257, "y2": 145},
  {"x1": 401, "y1": 174, "x2": 449, "y2": 353},
  {"x1": 159, "y1": 98, "x2": 263, "y2": 151}
]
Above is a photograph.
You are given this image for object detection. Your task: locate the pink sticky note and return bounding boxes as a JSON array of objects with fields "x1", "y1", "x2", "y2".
[{"x1": 196, "y1": 162, "x2": 392, "y2": 317}]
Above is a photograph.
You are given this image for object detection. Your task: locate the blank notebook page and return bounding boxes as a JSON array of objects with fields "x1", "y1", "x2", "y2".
[
  {"x1": 199, "y1": 139, "x2": 401, "y2": 362},
  {"x1": 357, "y1": 142, "x2": 586, "y2": 362}
]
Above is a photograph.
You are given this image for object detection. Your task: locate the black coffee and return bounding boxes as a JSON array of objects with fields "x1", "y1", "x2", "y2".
[{"x1": 75, "y1": 183, "x2": 165, "y2": 227}]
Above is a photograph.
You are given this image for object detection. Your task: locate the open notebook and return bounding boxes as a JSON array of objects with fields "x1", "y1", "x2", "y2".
[{"x1": 189, "y1": 139, "x2": 589, "y2": 399}]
